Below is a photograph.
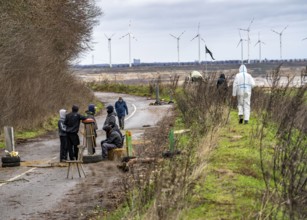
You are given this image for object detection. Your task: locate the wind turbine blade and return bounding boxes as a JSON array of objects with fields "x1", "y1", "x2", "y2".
[
  {"x1": 104, "y1": 34, "x2": 109, "y2": 39},
  {"x1": 271, "y1": 29, "x2": 280, "y2": 35},
  {"x1": 119, "y1": 33, "x2": 129, "y2": 39},
  {"x1": 248, "y1": 17, "x2": 254, "y2": 29},
  {"x1": 201, "y1": 38, "x2": 206, "y2": 44},
  {"x1": 178, "y1": 31, "x2": 185, "y2": 38},
  {"x1": 255, "y1": 41, "x2": 259, "y2": 46},
  {"x1": 191, "y1": 35, "x2": 198, "y2": 41},
  {"x1": 281, "y1": 25, "x2": 288, "y2": 33},
  {"x1": 111, "y1": 33, "x2": 115, "y2": 38},
  {"x1": 302, "y1": 37, "x2": 307, "y2": 41},
  {"x1": 131, "y1": 34, "x2": 137, "y2": 41},
  {"x1": 239, "y1": 28, "x2": 248, "y2": 32},
  {"x1": 170, "y1": 34, "x2": 177, "y2": 39},
  {"x1": 197, "y1": 22, "x2": 200, "y2": 34},
  {"x1": 238, "y1": 30, "x2": 242, "y2": 39}
]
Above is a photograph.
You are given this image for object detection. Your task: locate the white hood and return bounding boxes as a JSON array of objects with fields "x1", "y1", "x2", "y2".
[
  {"x1": 232, "y1": 65, "x2": 255, "y2": 96},
  {"x1": 239, "y1": 64, "x2": 247, "y2": 73},
  {"x1": 59, "y1": 109, "x2": 66, "y2": 119}
]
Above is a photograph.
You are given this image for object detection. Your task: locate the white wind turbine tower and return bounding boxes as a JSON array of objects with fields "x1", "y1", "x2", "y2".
[
  {"x1": 105, "y1": 33, "x2": 115, "y2": 68},
  {"x1": 239, "y1": 18, "x2": 254, "y2": 64},
  {"x1": 120, "y1": 21, "x2": 137, "y2": 67},
  {"x1": 255, "y1": 32, "x2": 265, "y2": 63},
  {"x1": 191, "y1": 23, "x2": 202, "y2": 64},
  {"x1": 271, "y1": 25, "x2": 288, "y2": 60},
  {"x1": 170, "y1": 31, "x2": 185, "y2": 64},
  {"x1": 237, "y1": 30, "x2": 246, "y2": 64}
]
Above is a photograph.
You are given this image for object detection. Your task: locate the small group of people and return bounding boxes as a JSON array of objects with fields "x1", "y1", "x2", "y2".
[
  {"x1": 216, "y1": 64, "x2": 255, "y2": 124},
  {"x1": 58, "y1": 96, "x2": 129, "y2": 161}
]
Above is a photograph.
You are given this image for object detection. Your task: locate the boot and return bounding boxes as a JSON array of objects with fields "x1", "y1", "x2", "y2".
[
  {"x1": 244, "y1": 120, "x2": 248, "y2": 124},
  {"x1": 239, "y1": 115, "x2": 243, "y2": 124}
]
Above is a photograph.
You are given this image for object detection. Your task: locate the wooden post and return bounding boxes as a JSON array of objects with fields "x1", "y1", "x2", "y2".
[
  {"x1": 4, "y1": 126, "x2": 15, "y2": 152},
  {"x1": 125, "y1": 130, "x2": 133, "y2": 157}
]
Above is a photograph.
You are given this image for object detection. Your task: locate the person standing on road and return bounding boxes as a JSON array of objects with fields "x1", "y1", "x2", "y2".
[
  {"x1": 64, "y1": 105, "x2": 87, "y2": 160},
  {"x1": 115, "y1": 97, "x2": 128, "y2": 129},
  {"x1": 58, "y1": 109, "x2": 67, "y2": 162},
  {"x1": 232, "y1": 64, "x2": 255, "y2": 124}
]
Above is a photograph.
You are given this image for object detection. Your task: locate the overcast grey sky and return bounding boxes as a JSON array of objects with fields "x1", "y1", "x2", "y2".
[{"x1": 76, "y1": 0, "x2": 307, "y2": 65}]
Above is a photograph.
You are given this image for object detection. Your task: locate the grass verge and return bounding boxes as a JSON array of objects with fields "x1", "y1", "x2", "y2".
[{"x1": 181, "y1": 111, "x2": 274, "y2": 219}]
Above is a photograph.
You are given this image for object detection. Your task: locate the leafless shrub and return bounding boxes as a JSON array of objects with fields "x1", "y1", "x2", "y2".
[
  {"x1": 252, "y1": 65, "x2": 307, "y2": 219},
  {"x1": 120, "y1": 73, "x2": 233, "y2": 219},
  {"x1": 0, "y1": 1, "x2": 101, "y2": 129}
]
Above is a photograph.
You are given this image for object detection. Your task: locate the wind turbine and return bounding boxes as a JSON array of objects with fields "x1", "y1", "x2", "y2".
[
  {"x1": 271, "y1": 25, "x2": 288, "y2": 60},
  {"x1": 170, "y1": 31, "x2": 185, "y2": 64},
  {"x1": 105, "y1": 33, "x2": 115, "y2": 68},
  {"x1": 120, "y1": 21, "x2": 137, "y2": 67},
  {"x1": 237, "y1": 30, "x2": 246, "y2": 64},
  {"x1": 191, "y1": 23, "x2": 202, "y2": 64},
  {"x1": 254, "y1": 32, "x2": 265, "y2": 63},
  {"x1": 239, "y1": 18, "x2": 254, "y2": 64}
]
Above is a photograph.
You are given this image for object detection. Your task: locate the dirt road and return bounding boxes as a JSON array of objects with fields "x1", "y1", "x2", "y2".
[{"x1": 0, "y1": 92, "x2": 173, "y2": 220}]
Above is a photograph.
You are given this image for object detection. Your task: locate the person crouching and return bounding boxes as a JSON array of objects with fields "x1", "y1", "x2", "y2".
[{"x1": 101, "y1": 125, "x2": 123, "y2": 159}]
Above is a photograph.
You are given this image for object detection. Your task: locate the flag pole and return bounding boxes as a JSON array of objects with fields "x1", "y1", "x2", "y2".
[{"x1": 205, "y1": 45, "x2": 208, "y2": 74}]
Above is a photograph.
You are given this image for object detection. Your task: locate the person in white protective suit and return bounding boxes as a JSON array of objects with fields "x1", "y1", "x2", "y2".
[{"x1": 232, "y1": 64, "x2": 255, "y2": 124}]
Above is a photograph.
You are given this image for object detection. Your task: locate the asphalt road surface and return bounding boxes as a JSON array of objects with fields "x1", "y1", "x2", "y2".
[{"x1": 0, "y1": 92, "x2": 172, "y2": 220}]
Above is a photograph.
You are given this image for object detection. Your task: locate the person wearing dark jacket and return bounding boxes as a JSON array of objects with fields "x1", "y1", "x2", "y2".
[
  {"x1": 101, "y1": 126, "x2": 123, "y2": 159},
  {"x1": 58, "y1": 109, "x2": 67, "y2": 162},
  {"x1": 103, "y1": 105, "x2": 119, "y2": 133},
  {"x1": 217, "y1": 73, "x2": 228, "y2": 89},
  {"x1": 115, "y1": 97, "x2": 128, "y2": 129},
  {"x1": 64, "y1": 105, "x2": 87, "y2": 160}
]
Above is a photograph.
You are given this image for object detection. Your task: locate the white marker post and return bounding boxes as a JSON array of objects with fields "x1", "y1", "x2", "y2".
[{"x1": 4, "y1": 126, "x2": 15, "y2": 152}]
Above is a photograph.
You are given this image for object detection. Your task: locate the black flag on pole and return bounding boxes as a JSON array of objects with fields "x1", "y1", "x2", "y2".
[{"x1": 205, "y1": 46, "x2": 215, "y2": 60}]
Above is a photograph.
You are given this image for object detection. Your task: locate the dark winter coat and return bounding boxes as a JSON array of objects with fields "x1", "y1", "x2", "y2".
[
  {"x1": 105, "y1": 129, "x2": 123, "y2": 147},
  {"x1": 115, "y1": 100, "x2": 128, "y2": 117},
  {"x1": 103, "y1": 112, "x2": 118, "y2": 129},
  {"x1": 217, "y1": 74, "x2": 228, "y2": 89},
  {"x1": 64, "y1": 112, "x2": 86, "y2": 133}
]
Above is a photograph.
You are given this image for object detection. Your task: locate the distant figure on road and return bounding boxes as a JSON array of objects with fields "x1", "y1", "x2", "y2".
[
  {"x1": 64, "y1": 105, "x2": 87, "y2": 160},
  {"x1": 115, "y1": 97, "x2": 128, "y2": 129},
  {"x1": 101, "y1": 125, "x2": 123, "y2": 159},
  {"x1": 232, "y1": 65, "x2": 255, "y2": 124},
  {"x1": 58, "y1": 109, "x2": 67, "y2": 162}
]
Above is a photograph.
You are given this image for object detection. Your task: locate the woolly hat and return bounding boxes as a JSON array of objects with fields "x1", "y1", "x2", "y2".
[
  {"x1": 106, "y1": 105, "x2": 114, "y2": 112},
  {"x1": 88, "y1": 104, "x2": 95, "y2": 114}
]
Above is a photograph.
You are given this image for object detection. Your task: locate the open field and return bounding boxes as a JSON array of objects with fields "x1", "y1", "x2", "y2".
[{"x1": 72, "y1": 61, "x2": 307, "y2": 86}]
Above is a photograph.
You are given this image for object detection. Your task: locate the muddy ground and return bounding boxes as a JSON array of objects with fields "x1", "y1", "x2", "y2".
[{"x1": 0, "y1": 92, "x2": 173, "y2": 220}]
